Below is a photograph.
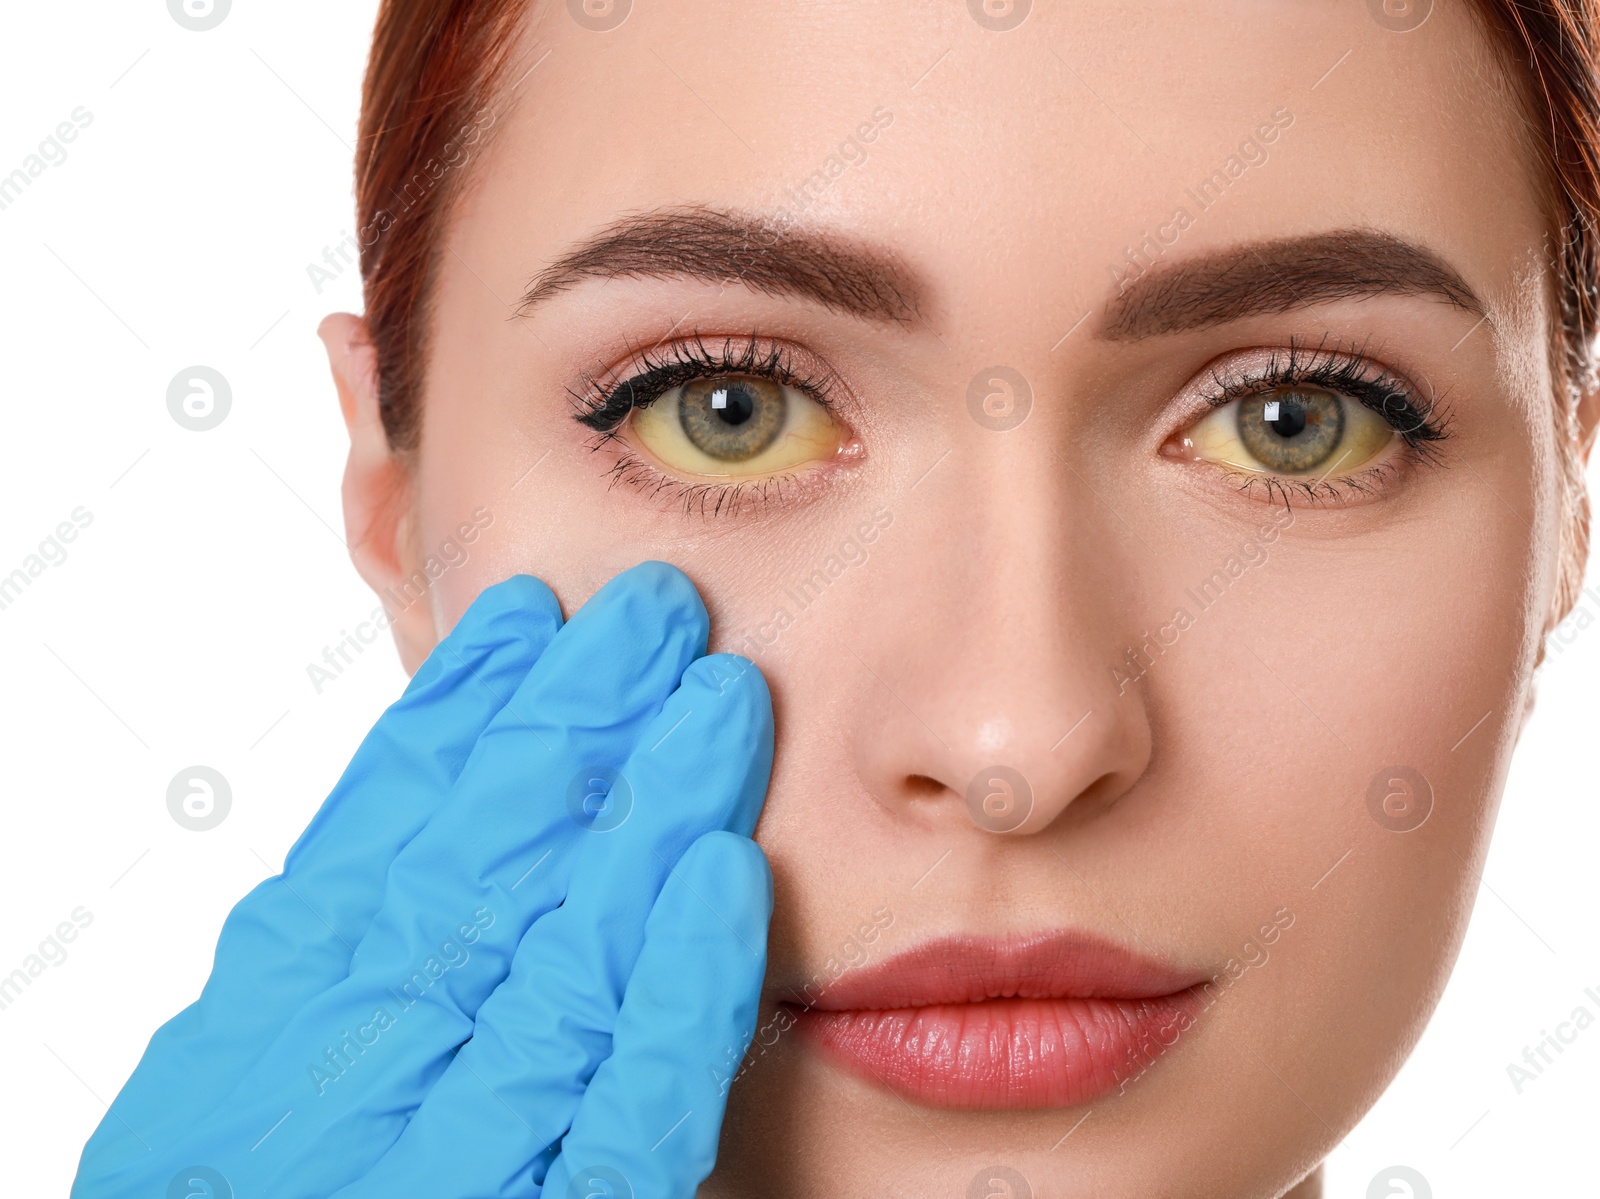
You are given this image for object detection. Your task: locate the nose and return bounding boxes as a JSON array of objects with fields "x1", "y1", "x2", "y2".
[{"x1": 845, "y1": 454, "x2": 1154, "y2": 837}]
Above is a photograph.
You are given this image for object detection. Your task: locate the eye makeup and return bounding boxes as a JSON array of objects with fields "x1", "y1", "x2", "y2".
[
  {"x1": 569, "y1": 327, "x2": 1454, "y2": 517},
  {"x1": 1166, "y1": 335, "x2": 1453, "y2": 508},
  {"x1": 570, "y1": 333, "x2": 857, "y2": 516},
  {"x1": 574, "y1": 334, "x2": 840, "y2": 432}
]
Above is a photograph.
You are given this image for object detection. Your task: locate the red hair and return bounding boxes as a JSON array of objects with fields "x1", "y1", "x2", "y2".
[{"x1": 355, "y1": 0, "x2": 526, "y2": 456}]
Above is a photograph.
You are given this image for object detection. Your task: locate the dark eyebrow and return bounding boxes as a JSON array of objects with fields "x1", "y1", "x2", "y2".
[
  {"x1": 516, "y1": 205, "x2": 923, "y2": 325},
  {"x1": 1099, "y1": 229, "x2": 1485, "y2": 340}
]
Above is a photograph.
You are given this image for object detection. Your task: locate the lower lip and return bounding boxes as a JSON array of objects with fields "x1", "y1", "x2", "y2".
[{"x1": 788, "y1": 991, "x2": 1201, "y2": 1109}]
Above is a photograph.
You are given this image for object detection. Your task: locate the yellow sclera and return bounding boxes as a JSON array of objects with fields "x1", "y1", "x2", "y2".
[
  {"x1": 1184, "y1": 388, "x2": 1393, "y2": 478},
  {"x1": 630, "y1": 375, "x2": 844, "y2": 478}
]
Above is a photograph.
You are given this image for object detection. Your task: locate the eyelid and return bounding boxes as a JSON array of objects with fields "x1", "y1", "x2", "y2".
[
  {"x1": 569, "y1": 332, "x2": 863, "y2": 517},
  {"x1": 1162, "y1": 335, "x2": 1453, "y2": 506},
  {"x1": 571, "y1": 332, "x2": 848, "y2": 433},
  {"x1": 1168, "y1": 337, "x2": 1450, "y2": 448}
]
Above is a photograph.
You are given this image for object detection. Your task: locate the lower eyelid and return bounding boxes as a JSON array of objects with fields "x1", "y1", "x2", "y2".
[
  {"x1": 1225, "y1": 457, "x2": 1408, "y2": 507},
  {"x1": 593, "y1": 443, "x2": 836, "y2": 517},
  {"x1": 581, "y1": 397, "x2": 856, "y2": 519}
]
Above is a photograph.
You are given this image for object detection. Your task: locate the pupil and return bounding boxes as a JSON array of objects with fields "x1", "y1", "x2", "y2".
[
  {"x1": 716, "y1": 385, "x2": 755, "y2": 426},
  {"x1": 1269, "y1": 399, "x2": 1307, "y2": 438},
  {"x1": 677, "y1": 375, "x2": 787, "y2": 461}
]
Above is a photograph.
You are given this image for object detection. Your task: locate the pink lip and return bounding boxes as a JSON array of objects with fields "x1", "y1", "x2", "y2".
[{"x1": 782, "y1": 933, "x2": 1206, "y2": 1110}]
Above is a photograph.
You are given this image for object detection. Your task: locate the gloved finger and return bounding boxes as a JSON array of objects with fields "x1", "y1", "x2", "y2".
[
  {"x1": 541, "y1": 832, "x2": 774, "y2": 1199},
  {"x1": 331, "y1": 654, "x2": 773, "y2": 1199},
  {"x1": 147, "y1": 561, "x2": 708, "y2": 1199},
  {"x1": 75, "y1": 574, "x2": 562, "y2": 1175}
]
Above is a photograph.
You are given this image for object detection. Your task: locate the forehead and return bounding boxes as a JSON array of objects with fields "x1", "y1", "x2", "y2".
[{"x1": 450, "y1": 0, "x2": 1548, "y2": 343}]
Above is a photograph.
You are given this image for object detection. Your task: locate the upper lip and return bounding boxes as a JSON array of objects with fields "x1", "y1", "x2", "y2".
[{"x1": 783, "y1": 930, "x2": 1204, "y2": 1012}]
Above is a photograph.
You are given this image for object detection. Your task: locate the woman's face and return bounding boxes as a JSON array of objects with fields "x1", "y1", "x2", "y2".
[{"x1": 329, "y1": 1, "x2": 1579, "y2": 1194}]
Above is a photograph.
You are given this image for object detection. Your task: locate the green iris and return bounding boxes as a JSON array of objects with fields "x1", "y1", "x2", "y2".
[
  {"x1": 677, "y1": 377, "x2": 788, "y2": 462},
  {"x1": 1236, "y1": 389, "x2": 1346, "y2": 474}
]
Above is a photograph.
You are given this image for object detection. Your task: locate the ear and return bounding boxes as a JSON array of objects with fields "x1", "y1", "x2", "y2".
[
  {"x1": 318, "y1": 312, "x2": 437, "y2": 675},
  {"x1": 1535, "y1": 368, "x2": 1600, "y2": 674}
]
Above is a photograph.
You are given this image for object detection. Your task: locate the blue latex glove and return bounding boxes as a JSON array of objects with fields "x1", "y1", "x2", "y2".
[{"x1": 73, "y1": 562, "x2": 775, "y2": 1198}]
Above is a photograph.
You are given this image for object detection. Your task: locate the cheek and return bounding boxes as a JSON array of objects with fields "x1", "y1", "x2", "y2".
[
  {"x1": 1157, "y1": 474, "x2": 1539, "y2": 1114},
  {"x1": 412, "y1": 437, "x2": 841, "y2": 654},
  {"x1": 412, "y1": 440, "x2": 663, "y2": 635}
]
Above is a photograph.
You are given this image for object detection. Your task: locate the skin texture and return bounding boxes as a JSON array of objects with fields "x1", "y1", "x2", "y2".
[{"x1": 319, "y1": 1, "x2": 1596, "y2": 1195}]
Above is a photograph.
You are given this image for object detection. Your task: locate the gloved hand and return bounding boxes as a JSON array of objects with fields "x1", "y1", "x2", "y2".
[{"x1": 72, "y1": 561, "x2": 774, "y2": 1199}]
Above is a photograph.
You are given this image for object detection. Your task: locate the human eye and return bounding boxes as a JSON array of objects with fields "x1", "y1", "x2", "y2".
[
  {"x1": 1163, "y1": 336, "x2": 1452, "y2": 507},
  {"x1": 571, "y1": 334, "x2": 854, "y2": 515}
]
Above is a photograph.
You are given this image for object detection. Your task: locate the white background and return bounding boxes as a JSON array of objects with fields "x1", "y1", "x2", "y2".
[{"x1": 0, "y1": 3, "x2": 1595, "y2": 1195}]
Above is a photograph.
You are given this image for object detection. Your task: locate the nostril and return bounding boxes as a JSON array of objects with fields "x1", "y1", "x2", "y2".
[{"x1": 904, "y1": 773, "x2": 947, "y2": 800}]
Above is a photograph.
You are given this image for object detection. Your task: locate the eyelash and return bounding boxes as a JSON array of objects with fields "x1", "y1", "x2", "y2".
[
  {"x1": 570, "y1": 334, "x2": 843, "y2": 516},
  {"x1": 570, "y1": 331, "x2": 1452, "y2": 515},
  {"x1": 1190, "y1": 334, "x2": 1452, "y2": 508}
]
